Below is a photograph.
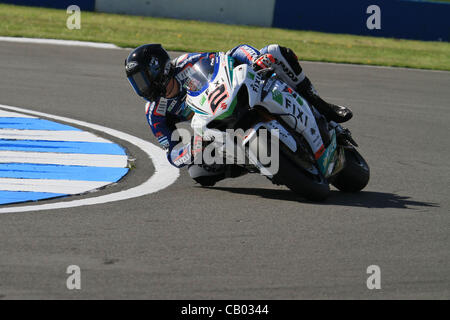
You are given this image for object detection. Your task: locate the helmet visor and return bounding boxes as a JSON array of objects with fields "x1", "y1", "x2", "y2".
[{"x1": 128, "y1": 71, "x2": 150, "y2": 97}]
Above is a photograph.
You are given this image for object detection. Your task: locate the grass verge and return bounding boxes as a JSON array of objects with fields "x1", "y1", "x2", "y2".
[{"x1": 0, "y1": 4, "x2": 449, "y2": 71}]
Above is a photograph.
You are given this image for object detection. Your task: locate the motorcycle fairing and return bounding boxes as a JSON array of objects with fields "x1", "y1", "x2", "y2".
[{"x1": 187, "y1": 52, "x2": 330, "y2": 174}]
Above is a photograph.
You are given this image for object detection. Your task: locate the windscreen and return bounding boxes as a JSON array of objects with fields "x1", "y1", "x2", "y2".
[{"x1": 184, "y1": 54, "x2": 217, "y2": 93}]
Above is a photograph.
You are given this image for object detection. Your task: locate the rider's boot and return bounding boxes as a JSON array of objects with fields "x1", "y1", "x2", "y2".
[{"x1": 295, "y1": 77, "x2": 353, "y2": 124}]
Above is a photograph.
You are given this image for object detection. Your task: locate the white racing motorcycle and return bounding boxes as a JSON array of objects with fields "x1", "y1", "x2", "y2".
[{"x1": 184, "y1": 52, "x2": 369, "y2": 201}]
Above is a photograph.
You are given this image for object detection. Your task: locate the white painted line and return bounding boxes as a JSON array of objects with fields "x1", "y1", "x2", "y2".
[
  {"x1": 0, "y1": 36, "x2": 120, "y2": 49},
  {"x1": 0, "y1": 109, "x2": 36, "y2": 118},
  {"x1": 0, "y1": 151, "x2": 128, "y2": 167},
  {"x1": 0, "y1": 129, "x2": 111, "y2": 143},
  {"x1": 0, "y1": 104, "x2": 179, "y2": 213},
  {"x1": 0, "y1": 178, "x2": 111, "y2": 195}
]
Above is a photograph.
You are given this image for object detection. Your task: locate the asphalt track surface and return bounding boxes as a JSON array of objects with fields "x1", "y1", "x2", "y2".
[{"x1": 0, "y1": 41, "x2": 449, "y2": 299}]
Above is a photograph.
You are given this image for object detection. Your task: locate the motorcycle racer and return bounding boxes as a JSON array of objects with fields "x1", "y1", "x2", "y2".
[{"x1": 125, "y1": 43, "x2": 353, "y2": 184}]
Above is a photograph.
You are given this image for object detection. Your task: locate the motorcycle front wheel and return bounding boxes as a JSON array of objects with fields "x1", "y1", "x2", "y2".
[{"x1": 331, "y1": 147, "x2": 370, "y2": 192}]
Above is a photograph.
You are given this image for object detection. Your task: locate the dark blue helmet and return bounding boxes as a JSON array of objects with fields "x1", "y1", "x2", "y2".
[{"x1": 125, "y1": 44, "x2": 174, "y2": 101}]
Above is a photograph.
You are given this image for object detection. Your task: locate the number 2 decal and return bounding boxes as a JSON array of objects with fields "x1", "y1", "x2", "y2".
[{"x1": 208, "y1": 84, "x2": 229, "y2": 114}]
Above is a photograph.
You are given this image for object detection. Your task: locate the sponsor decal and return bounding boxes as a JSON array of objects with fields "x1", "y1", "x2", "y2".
[
  {"x1": 227, "y1": 56, "x2": 234, "y2": 85},
  {"x1": 294, "y1": 105, "x2": 304, "y2": 123},
  {"x1": 244, "y1": 46, "x2": 258, "y2": 57},
  {"x1": 173, "y1": 148, "x2": 191, "y2": 166},
  {"x1": 159, "y1": 137, "x2": 170, "y2": 149},
  {"x1": 285, "y1": 97, "x2": 292, "y2": 109},
  {"x1": 185, "y1": 98, "x2": 207, "y2": 115},
  {"x1": 154, "y1": 99, "x2": 167, "y2": 116},
  {"x1": 126, "y1": 61, "x2": 138, "y2": 72},
  {"x1": 317, "y1": 132, "x2": 337, "y2": 174},
  {"x1": 178, "y1": 54, "x2": 201, "y2": 69},
  {"x1": 215, "y1": 96, "x2": 238, "y2": 120},
  {"x1": 286, "y1": 97, "x2": 309, "y2": 127},
  {"x1": 167, "y1": 99, "x2": 176, "y2": 112},
  {"x1": 251, "y1": 79, "x2": 261, "y2": 93},
  {"x1": 200, "y1": 95, "x2": 207, "y2": 106},
  {"x1": 283, "y1": 86, "x2": 293, "y2": 94},
  {"x1": 271, "y1": 89, "x2": 283, "y2": 106},
  {"x1": 240, "y1": 46, "x2": 258, "y2": 62},
  {"x1": 275, "y1": 59, "x2": 299, "y2": 83}
]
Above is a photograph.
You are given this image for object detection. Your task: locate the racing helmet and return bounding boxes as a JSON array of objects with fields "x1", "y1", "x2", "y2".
[{"x1": 125, "y1": 44, "x2": 174, "y2": 101}]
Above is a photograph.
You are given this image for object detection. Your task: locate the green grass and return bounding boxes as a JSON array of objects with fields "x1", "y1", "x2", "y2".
[{"x1": 1, "y1": 4, "x2": 449, "y2": 71}]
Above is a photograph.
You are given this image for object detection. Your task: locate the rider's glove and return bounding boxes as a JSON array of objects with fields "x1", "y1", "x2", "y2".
[{"x1": 252, "y1": 53, "x2": 276, "y2": 71}]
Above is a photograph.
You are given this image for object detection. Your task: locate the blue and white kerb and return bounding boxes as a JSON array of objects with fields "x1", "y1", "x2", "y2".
[{"x1": 0, "y1": 108, "x2": 129, "y2": 205}]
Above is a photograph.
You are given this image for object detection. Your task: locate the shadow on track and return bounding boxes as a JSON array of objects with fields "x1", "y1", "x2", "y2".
[{"x1": 206, "y1": 187, "x2": 439, "y2": 209}]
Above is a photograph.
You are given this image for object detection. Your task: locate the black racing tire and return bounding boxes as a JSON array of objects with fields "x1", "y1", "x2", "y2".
[
  {"x1": 275, "y1": 153, "x2": 330, "y2": 201},
  {"x1": 248, "y1": 130, "x2": 330, "y2": 201},
  {"x1": 332, "y1": 147, "x2": 370, "y2": 192}
]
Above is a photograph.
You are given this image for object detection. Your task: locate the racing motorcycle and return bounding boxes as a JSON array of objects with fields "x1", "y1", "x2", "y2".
[{"x1": 184, "y1": 52, "x2": 369, "y2": 201}]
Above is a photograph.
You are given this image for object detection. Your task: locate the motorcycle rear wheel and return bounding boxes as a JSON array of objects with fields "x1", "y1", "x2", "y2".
[{"x1": 248, "y1": 130, "x2": 330, "y2": 201}]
